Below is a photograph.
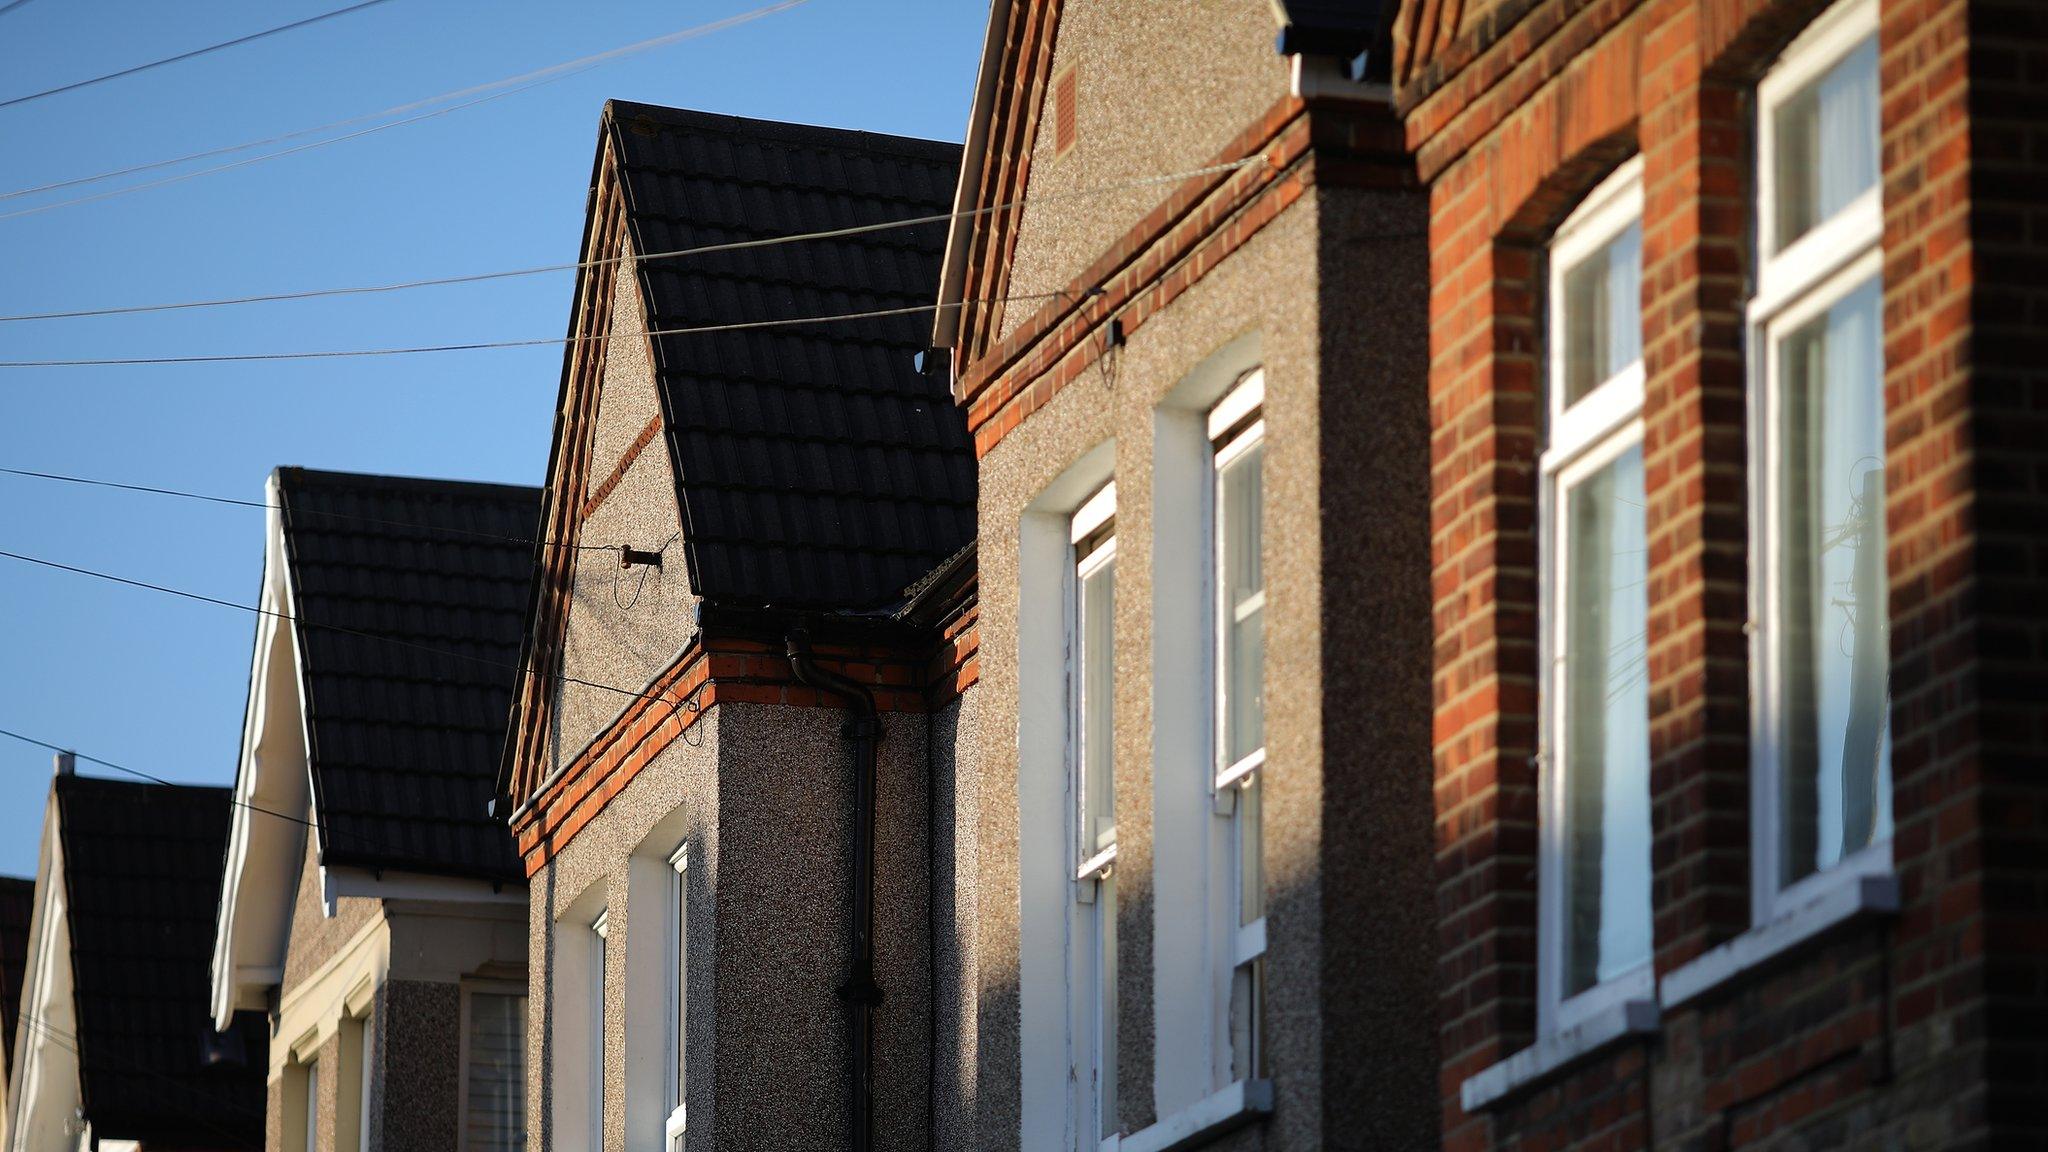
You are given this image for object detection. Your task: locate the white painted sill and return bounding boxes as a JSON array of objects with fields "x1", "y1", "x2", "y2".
[
  {"x1": 1460, "y1": 999, "x2": 1660, "y2": 1112},
  {"x1": 1659, "y1": 873, "x2": 1900, "y2": 1010},
  {"x1": 1109, "y1": 1079, "x2": 1274, "y2": 1152}
]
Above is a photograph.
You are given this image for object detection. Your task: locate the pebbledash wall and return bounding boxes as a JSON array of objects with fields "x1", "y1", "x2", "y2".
[
  {"x1": 1397, "y1": 0, "x2": 2047, "y2": 1146},
  {"x1": 939, "y1": 2, "x2": 1438, "y2": 1148}
]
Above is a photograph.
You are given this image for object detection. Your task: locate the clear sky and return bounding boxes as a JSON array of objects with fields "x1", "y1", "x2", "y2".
[{"x1": 0, "y1": 0, "x2": 988, "y2": 877}]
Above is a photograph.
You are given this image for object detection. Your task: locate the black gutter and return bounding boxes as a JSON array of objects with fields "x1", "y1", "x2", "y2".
[{"x1": 786, "y1": 628, "x2": 884, "y2": 1152}]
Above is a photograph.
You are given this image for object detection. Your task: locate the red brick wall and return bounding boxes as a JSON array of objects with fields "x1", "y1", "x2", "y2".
[{"x1": 1404, "y1": 0, "x2": 2030, "y2": 1145}]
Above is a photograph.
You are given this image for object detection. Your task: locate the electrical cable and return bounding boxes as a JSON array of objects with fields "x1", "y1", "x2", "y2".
[
  {"x1": 0, "y1": 0, "x2": 40, "y2": 18},
  {"x1": 0, "y1": 156, "x2": 1264, "y2": 321},
  {"x1": 0, "y1": 294, "x2": 1068, "y2": 367},
  {"x1": 0, "y1": 70, "x2": 571, "y2": 224},
  {"x1": 0, "y1": 725, "x2": 451, "y2": 866},
  {"x1": 0, "y1": 0, "x2": 400, "y2": 111},
  {"x1": 0, "y1": 465, "x2": 617, "y2": 553},
  {"x1": 0, "y1": 0, "x2": 813, "y2": 220},
  {"x1": 0, "y1": 546, "x2": 703, "y2": 725}
]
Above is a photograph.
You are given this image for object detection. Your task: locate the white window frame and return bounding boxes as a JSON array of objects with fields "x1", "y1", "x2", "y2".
[
  {"x1": 1206, "y1": 369, "x2": 1269, "y2": 1092},
  {"x1": 1746, "y1": 0, "x2": 1891, "y2": 928},
  {"x1": 456, "y1": 982, "x2": 529, "y2": 1152},
  {"x1": 1536, "y1": 159, "x2": 1656, "y2": 1037},
  {"x1": 590, "y1": 909, "x2": 609, "y2": 1152},
  {"x1": 665, "y1": 844, "x2": 689, "y2": 1152},
  {"x1": 1069, "y1": 482, "x2": 1118, "y2": 1151},
  {"x1": 358, "y1": 1009, "x2": 374, "y2": 1152}
]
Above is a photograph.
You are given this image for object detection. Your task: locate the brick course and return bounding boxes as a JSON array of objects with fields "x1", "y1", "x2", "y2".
[{"x1": 1400, "y1": 0, "x2": 2037, "y2": 1145}]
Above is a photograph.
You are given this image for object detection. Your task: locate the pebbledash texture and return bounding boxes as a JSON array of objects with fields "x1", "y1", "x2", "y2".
[{"x1": 487, "y1": 1, "x2": 2047, "y2": 1152}]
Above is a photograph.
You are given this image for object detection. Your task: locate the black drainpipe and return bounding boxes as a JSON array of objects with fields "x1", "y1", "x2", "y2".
[{"x1": 786, "y1": 628, "x2": 883, "y2": 1152}]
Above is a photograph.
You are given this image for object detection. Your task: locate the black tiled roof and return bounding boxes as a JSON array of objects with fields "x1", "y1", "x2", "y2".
[
  {"x1": 605, "y1": 101, "x2": 976, "y2": 609},
  {"x1": 0, "y1": 874, "x2": 30, "y2": 1072},
  {"x1": 53, "y1": 775, "x2": 266, "y2": 1148},
  {"x1": 278, "y1": 468, "x2": 538, "y2": 881}
]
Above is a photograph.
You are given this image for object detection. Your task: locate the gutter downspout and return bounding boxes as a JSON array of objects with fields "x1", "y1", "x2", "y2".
[{"x1": 786, "y1": 629, "x2": 883, "y2": 1152}]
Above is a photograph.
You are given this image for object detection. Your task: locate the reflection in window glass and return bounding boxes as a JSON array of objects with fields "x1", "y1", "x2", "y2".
[
  {"x1": 465, "y1": 993, "x2": 528, "y2": 1152},
  {"x1": 1775, "y1": 277, "x2": 1890, "y2": 885},
  {"x1": 1221, "y1": 442, "x2": 1265, "y2": 767},
  {"x1": 1075, "y1": 529, "x2": 1116, "y2": 1143},
  {"x1": 1081, "y1": 554, "x2": 1116, "y2": 855},
  {"x1": 1561, "y1": 445, "x2": 1653, "y2": 995},
  {"x1": 1561, "y1": 222, "x2": 1643, "y2": 403},
  {"x1": 1772, "y1": 38, "x2": 1879, "y2": 251}
]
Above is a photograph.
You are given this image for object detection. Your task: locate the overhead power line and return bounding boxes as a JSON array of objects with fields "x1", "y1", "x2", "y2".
[
  {"x1": 0, "y1": 156, "x2": 1266, "y2": 322},
  {"x1": 0, "y1": 0, "x2": 813, "y2": 217},
  {"x1": 0, "y1": 465, "x2": 617, "y2": 553},
  {"x1": 0, "y1": 0, "x2": 40, "y2": 18},
  {"x1": 0, "y1": 0, "x2": 401, "y2": 111},
  {"x1": 0, "y1": 725, "x2": 448, "y2": 869},
  {"x1": 0, "y1": 546, "x2": 701, "y2": 722},
  {"x1": 0, "y1": 294, "x2": 1068, "y2": 367}
]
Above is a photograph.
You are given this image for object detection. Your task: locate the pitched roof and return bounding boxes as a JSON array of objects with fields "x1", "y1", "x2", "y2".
[
  {"x1": 54, "y1": 776, "x2": 266, "y2": 1148},
  {"x1": 278, "y1": 467, "x2": 538, "y2": 881},
  {"x1": 0, "y1": 874, "x2": 30, "y2": 1072},
  {"x1": 605, "y1": 101, "x2": 976, "y2": 610}
]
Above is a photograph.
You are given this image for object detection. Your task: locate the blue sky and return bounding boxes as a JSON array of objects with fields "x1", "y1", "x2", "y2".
[{"x1": 0, "y1": 0, "x2": 987, "y2": 877}]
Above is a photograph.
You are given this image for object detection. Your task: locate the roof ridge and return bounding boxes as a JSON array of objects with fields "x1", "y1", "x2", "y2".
[
  {"x1": 277, "y1": 465, "x2": 541, "y2": 501},
  {"x1": 602, "y1": 99, "x2": 961, "y2": 161}
]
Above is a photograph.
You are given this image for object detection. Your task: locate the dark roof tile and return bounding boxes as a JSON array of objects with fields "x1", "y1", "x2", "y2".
[
  {"x1": 0, "y1": 874, "x2": 30, "y2": 1072},
  {"x1": 602, "y1": 101, "x2": 975, "y2": 610},
  {"x1": 53, "y1": 776, "x2": 266, "y2": 1148},
  {"x1": 277, "y1": 468, "x2": 538, "y2": 881}
]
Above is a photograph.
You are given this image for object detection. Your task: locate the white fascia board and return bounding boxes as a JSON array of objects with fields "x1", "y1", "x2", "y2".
[
  {"x1": 11, "y1": 798, "x2": 82, "y2": 1152},
  {"x1": 929, "y1": 0, "x2": 1010, "y2": 353},
  {"x1": 211, "y1": 479, "x2": 313, "y2": 1030}
]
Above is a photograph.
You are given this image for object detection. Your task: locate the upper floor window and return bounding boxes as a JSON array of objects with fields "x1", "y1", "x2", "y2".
[
  {"x1": 1750, "y1": 0, "x2": 1889, "y2": 920},
  {"x1": 1070, "y1": 480, "x2": 1118, "y2": 1148},
  {"x1": 666, "y1": 844, "x2": 689, "y2": 1152},
  {"x1": 1209, "y1": 369, "x2": 1268, "y2": 1083},
  {"x1": 1539, "y1": 159, "x2": 1654, "y2": 1033}
]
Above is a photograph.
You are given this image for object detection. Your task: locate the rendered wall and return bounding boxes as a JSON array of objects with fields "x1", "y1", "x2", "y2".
[{"x1": 551, "y1": 255, "x2": 695, "y2": 774}]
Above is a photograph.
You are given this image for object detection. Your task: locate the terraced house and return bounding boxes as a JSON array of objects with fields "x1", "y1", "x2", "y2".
[
  {"x1": 1395, "y1": 0, "x2": 2048, "y2": 1145},
  {"x1": 494, "y1": 102, "x2": 976, "y2": 1152},
  {"x1": 925, "y1": 1, "x2": 1439, "y2": 1149},
  {"x1": 210, "y1": 469, "x2": 537, "y2": 1152},
  {"x1": 6, "y1": 770, "x2": 268, "y2": 1152},
  {"x1": 483, "y1": 2, "x2": 2048, "y2": 1151}
]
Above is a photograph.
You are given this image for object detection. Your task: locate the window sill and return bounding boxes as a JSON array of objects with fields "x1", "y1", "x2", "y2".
[
  {"x1": 1659, "y1": 873, "x2": 1899, "y2": 1010},
  {"x1": 1460, "y1": 998, "x2": 1659, "y2": 1112},
  {"x1": 1112, "y1": 1079, "x2": 1273, "y2": 1152}
]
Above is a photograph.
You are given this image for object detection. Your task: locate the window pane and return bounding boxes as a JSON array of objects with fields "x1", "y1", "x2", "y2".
[
  {"x1": 1080, "y1": 554, "x2": 1116, "y2": 851},
  {"x1": 466, "y1": 994, "x2": 528, "y2": 1152},
  {"x1": 684, "y1": 869, "x2": 700, "y2": 1106},
  {"x1": 1229, "y1": 961, "x2": 1265, "y2": 1081},
  {"x1": 1561, "y1": 443, "x2": 1653, "y2": 996},
  {"x1": 1776, "y1": 277, "x2": 1889, "y2": 886},
  {"x1": 1561, "y1": 221, "x2": 1642, "y2": 404},
  {"x1": 1772, "y1": 38, "x2": 1879, "y2": 252},
  {"x1": 1221, "y1": 442, "x2": 1265, "y2": 766}
]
